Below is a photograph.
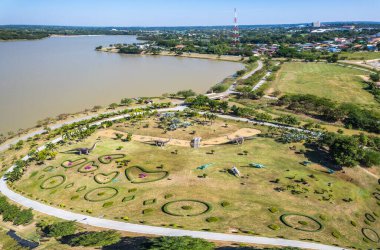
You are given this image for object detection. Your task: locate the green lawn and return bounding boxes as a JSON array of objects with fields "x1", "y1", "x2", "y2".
[
  {"x1": 10, "y1": 120, "x2": 380, "y2": 249},
  {"x1": 339, "y1": 52, "x2": 380, "y2": 61},
  {"x1": 272, "y1": 62, "x2": 378, "y2": 105}
]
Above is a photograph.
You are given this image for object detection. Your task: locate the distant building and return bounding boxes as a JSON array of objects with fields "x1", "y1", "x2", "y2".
[{"x1": 312, "y1": 21, "x2": 321, "y2": 28}]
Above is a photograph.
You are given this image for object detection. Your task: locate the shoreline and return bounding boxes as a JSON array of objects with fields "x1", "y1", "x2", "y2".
[{"x1": 99, "y1": 47, "x2": 247, "y2": 62}]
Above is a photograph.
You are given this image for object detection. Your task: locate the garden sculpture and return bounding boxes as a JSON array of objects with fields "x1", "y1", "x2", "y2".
[
  {"x1": 65, "y1": 141, "x2": 99, "y2": 155},
  {"x1": 226, "y1": 136, "x2": 255, "y2": 145},
  {"x1": 153, "y1": 138, "x2": 172, "y2": 147}
]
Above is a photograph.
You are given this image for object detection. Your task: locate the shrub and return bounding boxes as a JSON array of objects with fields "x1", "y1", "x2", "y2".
[
  {"x1": 221, "y1": 201, "x2": 231, "y2": 207},
  {"x1": 45, "y1": 221, "x2": 76, "y2": 238},
  {"x1": 298, "y1": 220, "x2": 308, "y2": 225},
  {"x1": 143, "y1": 208, "x2": 154, "y2": 214},
  {"x1": 268, "y1": 224, "x2": 280, "y2": 231},
  {"x1": 206, "y1": 217, "x2": 219, "y2": 223},
  {"x1": 332, "y1": 230, "x2": 341, "y2": 238},
  {"x1": 76, "y1": 186, "x2": 87, "y2": 192},
  {"x1": 350, "y1": 221, "x2": 357, "y2": 227},
  {"x1": 71, "y1": 195, "x2": 79, "y2": 200},
  {"x1": 181, "y1": 206, "x2": 192, "y2": 210},
  {"x1": 269, "y1": 207, "x2": 279, "y2": 213},
  {"x1": 68, "y1": 230, "x2": 121, "y2": 247},
  {"x1": 103, "y1": 202, "x2": 114, "y2": 208},
  {"x1": 143, "y1": 199, "x2": 157, "y2": 206},
  {"x1": 319, "y1": 215, "x2": 327, "y2": 221},
  {"x1": 148, "y1": 236, "x2": 215, "y2": 250},
  {"x1": 164, "y1": 194, "x2": 173, "y2": 199},
  {"x1": 128, "y1": 188, "x2": 137, "y2": 193},
  {"x1": 122, "y1": 196, "x2": 135, "y2": 202}
]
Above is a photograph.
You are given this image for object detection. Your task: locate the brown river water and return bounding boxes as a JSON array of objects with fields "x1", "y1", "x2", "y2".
[{"x1": 0, "y1": 35, "x2": 243, "y2": 134}]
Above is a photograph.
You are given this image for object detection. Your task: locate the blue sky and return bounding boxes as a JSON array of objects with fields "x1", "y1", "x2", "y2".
[{"x1": 0, "y1": 0, "x2": 379, "y2": 27}]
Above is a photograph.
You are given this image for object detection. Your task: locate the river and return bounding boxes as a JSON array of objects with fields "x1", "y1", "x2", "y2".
[{"x1": 0, "y1": 35, "x2": 242, "y2": 134}]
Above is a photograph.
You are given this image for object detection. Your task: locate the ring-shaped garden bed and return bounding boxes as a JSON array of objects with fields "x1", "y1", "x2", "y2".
[
  {"x1": 373, "y1": 192, "x2": 380, "y2": 201},
  {"x1": 280, "y1": 213, "x2": 323, "y2": 232},
  {"x1": 162, "y1": 199, "x2": 212, "y2": 217},
  {"x1": 78, "y1": 161, "x2": 99, "y2": 173},
  {"x1": 94, "y1": 171, "x2": 120, "y2": 184},
  {"x1": 40, "y1": 175, "x2": 66, "y2": 190},
  {"x1": 125, "y1": 166, "x2": 169, "y2": 184},
  {"x1": 84, "y1": 187, "x2": 119, "y2": 202},
  {"x1": 362, "y1": 228, "x2": 380, "y2": 243},
  {"x1": 98, "y1": 154, "x2": 126, "y2": 164},
  {"x1": 61, "y1": 158, "x2": 88, "y2": 168}
]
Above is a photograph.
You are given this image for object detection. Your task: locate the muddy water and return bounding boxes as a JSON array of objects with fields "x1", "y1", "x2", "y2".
[{"x1": 0, "y1": 35, "x2": 243, "y2": 133}]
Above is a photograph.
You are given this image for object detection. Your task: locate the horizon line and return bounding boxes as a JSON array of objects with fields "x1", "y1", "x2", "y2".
[{"x1": 1, "y1": 20, "x2": 380, "y2": 29}]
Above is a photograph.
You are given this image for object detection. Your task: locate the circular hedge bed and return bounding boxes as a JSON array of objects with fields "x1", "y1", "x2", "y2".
[
  {"x1": 98, "y1": 154, "x2": 126, "y2": 164},
  {"x1": 362, "y1": 228, "x2": 380, "y2": 243},
  {"x1": 94, "y1": 171, "x2": 120, "y2": 184},
  {"x1": 365, "y1": 213, "x2": 376, "y2": 223},
  {"x1": 162, "y1": 200, "x2": 212, "y2": 217},
  {"x1": 64, "y1": 183, "x2": 74, "y2": 189},
  {"x1": 61, "y1": 158, "x2": 88, "y2": 168},
  {"x1": 280, "y1": 213, "x2": 323, "y2": 232},
  {"x1": 40, "y1": 175, "x2": 66, "y2": 190},
  {"x1": 84, "y1": 187, "x2": 119, "y2": 202},
  {"x1": 78, "y1": 161, "x2": 99, "y2": 173},
  {"x1": 373, "y1": 192, "x2": 380, "y2": 201},
  {"x1": 125, "y1": 166, "x2": 169, "y2": 184}
]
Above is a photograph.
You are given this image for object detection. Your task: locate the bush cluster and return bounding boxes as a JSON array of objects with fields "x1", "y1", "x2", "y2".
[{"x1": 0, "y1": 196, "x2": 33, "y2": 225}]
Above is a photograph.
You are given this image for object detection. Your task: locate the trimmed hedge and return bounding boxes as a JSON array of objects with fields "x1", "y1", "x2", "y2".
[
  {"x1": 362, "y1": 228, "x2": 380, "y2": 243},
  {"x1": 125, "y1": 166, "x2": 169, "y2": 184},
  {"x1": 40, "y1": 175, "x2": 66, "y2": 190},
  {"x1": 162, "y1": 200, "x2": 212, "y2": 217},
  {"x1": 94, "y1": 171, "x2": 120, "y2": 184},
  {"x1": 43, "y1": 166, "x2": 54, "y2": 172},
  {"x1": 78, "y1": 161, "x2": 99, "y2": 173},
  {"x1": 221, "y1": 201, "x2": 231, "y2": 207},
  {"x1": 61, "y1": 158, "x2": 87, "y2": 168},
  {"x1": 76, "y1": 186, "x2": 87, "y2": 192},
  {"x1": 64, "y1": 183, "x2": 74, "y2": 189},
  {"x1": 143, "y1": 199, "x2": 157, "y2": 206},
  {"x1": 268, "y1": 224, "x2": 280, "y2": 231},
  {"x1": 122, "y1": 196, "x2": 135, "y2": 202},
  {"x1": 280, "y1": 213, "x2": 323, "y2": 232},
  {"x1": 103, "y1": 202, "x2": 114, "y2": 208},
  {"x1": 143, "y1": 208, "x2": 153, "y2": 214},
  {"x1": 206, "y1": 217, "x2": 219, "y2": 223},
  {"x1": 365, "y1": 213, "x2": 376, "y2": 223},
  {"x1": 98, "y1": 154, "x2": 126, "y2": 164},
  {"x1": 84, "y1": 187, "x2": 119, "y2": 202}
]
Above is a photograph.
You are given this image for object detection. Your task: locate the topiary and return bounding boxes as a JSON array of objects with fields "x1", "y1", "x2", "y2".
[
  {"x1": 269, "y1": 207, "x2": 279, "y2": 213},
  {"x1": 143, "y1": 208, "x2": 153, "y2": 214},
  {"x1": 332, "y1": 230, "x2": 341, "y2": 239},
  {"x1": 71, "y1": 195, "x2": 79, "y2": 200},
  {"x1": 122, "y1": 196, "x2": 135, "y2": 202},
  {"x1": 143, "y1": 199, "x2": 156, "y2": 205},
  {"x1": 350, "y1": 221, "x2": 357, "y2": 227},
  {"x1": 221, "y1": 201, "x2": 231, "y2": 207},
  {"x1": 103, "y1": 202, "x2": 114, "y2": 208}
]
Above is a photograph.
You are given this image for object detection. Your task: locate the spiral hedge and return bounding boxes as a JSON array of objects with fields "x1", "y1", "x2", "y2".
[
  {"x1": 78, "y1": 161, "x2": 99, "y2": 173},
  {"x1": 280, "y1": 213, "x2": 323, "y2": 232},
  {"x1": 61, "y1": 158, "x2": 88, "y2": 168},
  {"x1": 162, "y1": 199, "x2": 212, "y2": 217},
  {"x1": 125, "y1": 166, "x2": 169, "y2": 184},
  {"x1": 84, "y1": 187, "x2": 119, "y2": 202},
  {"x1": 98, "y1": 154, "x2": 126, "y2": 164},
  {"x1": 362, "y1": 228, "x2": 380, "y2": 243},
  {"x1": 94, "y1": 171, "x2": 120, "y2": 184},
  {"x1": 40, "y1": 175, "x2": 66, "y2": 190}
]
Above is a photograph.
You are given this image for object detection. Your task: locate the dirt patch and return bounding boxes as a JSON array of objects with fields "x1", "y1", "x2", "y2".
[{"x1": 97, "y1": 128, "x2": 261, "y2": 148}]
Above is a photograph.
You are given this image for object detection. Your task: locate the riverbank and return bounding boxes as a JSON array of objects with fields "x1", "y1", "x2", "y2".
[{"x1": 98, "y1": 47, "x2": 246, "y2": 62}]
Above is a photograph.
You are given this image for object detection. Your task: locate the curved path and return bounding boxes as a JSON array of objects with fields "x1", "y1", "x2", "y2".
[{"x1": 0, "y1": 177, "x2": 342, "y2": 250}]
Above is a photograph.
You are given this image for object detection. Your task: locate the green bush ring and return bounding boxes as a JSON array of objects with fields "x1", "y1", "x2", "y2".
[
  {"x1": 94, "y1": 171, "x2": 120, "y2": 184},
  {"x1": 78, "y1": 161, "x2": 99, "y2": 173},
  {"x1": 61, "y1": 158, "x2": 88, "y2": 168},
  {"x1": 373, "y1": 192, "x2": 380, "y2": 201},
  {"x1": 365, "y1": 213, "x2": 376, "y2": 223},
  {"x1": 64, "y1": 183, "x2": 74, "y2": 189},
  {"x1": 84, "y1": 187, "x2": 119, "y2": 202},
  {"x1": 40, "y1": 175, "x2": 66, "y2": 189},
  {"x1": 362, "y1": 228, "x2": 380, "y2": 243},
  {"x1": 125, "y1": 166, "x2": 169, "y2": 184},
  {"x1": 43, "y1": 166, "x2": 55, "y2": 172},
  {"x1": 162, "y1": 199, "x2": 212, "y2": 217},
  {"x1": 98, "y1": 154, "x2": 126, "y2": 164},
  {"x1": 280, "y1": 213, "x2": 323, "y2": 232}
]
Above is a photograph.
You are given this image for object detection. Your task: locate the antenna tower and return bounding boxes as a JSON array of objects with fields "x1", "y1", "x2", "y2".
[{"x1": 232, "y1": 8, "x2": 240, "y2": 47}]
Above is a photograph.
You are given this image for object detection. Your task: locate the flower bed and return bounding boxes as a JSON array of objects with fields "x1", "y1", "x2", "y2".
[
  {"x1": 162, "y1": 200, "x2": 212, "y2": 217},
  {"x1": 61, "y1": 158, "x2": 87, "y2": 168},
  {"x1": 98, "y1": 154, "x2": 126, "y2": 164},
  {"x1": 280, "y1": 213, "x2": 323, "y2": 232},
  {"x1": 84, "y1": 187, "x2": 119, "y2": 202},
  {"x1": 78, "y1": 161, "x2": 99, "y2": 173},
  {"x1": 94, "y1": 171, "x2": 120, "y2": 184},
  {"x1": 40, "y1": 175, "x2": 66, "y2": 189},
  {"x1": 125, "y1": 166, "x2": 169, "y2": 184}
]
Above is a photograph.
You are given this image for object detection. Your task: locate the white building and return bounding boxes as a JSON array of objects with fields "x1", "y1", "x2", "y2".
[{"x1": 312, "y1": 21, "x2": 321, "y2": 28}]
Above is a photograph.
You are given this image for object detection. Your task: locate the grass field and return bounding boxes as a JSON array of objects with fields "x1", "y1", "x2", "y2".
[
  {"x1": 271, "y1": 62, "x2": 378, "y2": 105},
  {"x1": 10, "y1": 117, "x2": 380, "y2": 249},
  {"x1": 339, "y1": 52, "x2": 380, "y2": 61}
]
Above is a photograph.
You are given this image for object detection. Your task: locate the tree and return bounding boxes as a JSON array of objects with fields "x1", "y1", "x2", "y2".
[
  {"x1": 330, "y1": 136, "x2": 364, "y2": 167},
  {"x1": 109, "y1": 103, "x2": 119, "y2": 109},
  {"x1": 327, "y1": 53, "x2": 339, "y2": 63},
  {"x1": 177, "y1": 89, "x2": 196, "y2": 98},
  {"x1": 120, "y1": 98, "x2": 133, "y2": 106},
  {"x1": 13, "y1": 209, "x2": 33, "y2": 226},
  {"x1": 46, "y1": 221, "x2": 77, "y2": 238},
  {"x1": 68, "y1": 230, "x2": 121, "y2": 247},
  {"x1": 148, "y1": 236, "x2": 215, "y2": 250},
  {"x1": 370, "y1": 73, "x2": 380, "y2": 82},
  {"x1": 361, "y1": 150, "x2": 380, "y2": 167}
]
